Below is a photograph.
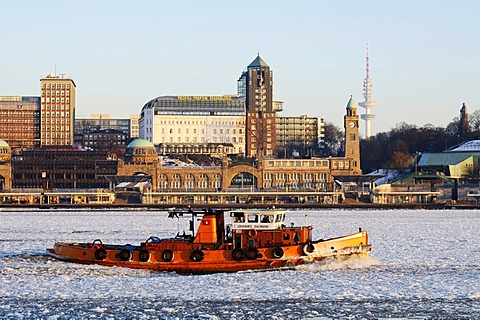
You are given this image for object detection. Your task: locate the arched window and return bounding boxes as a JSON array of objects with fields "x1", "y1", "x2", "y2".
[{"x1": 172, "y1": 174, "x2": 182, "y2": 189}]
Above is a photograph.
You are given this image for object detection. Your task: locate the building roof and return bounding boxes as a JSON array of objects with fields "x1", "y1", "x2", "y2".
[
  {"x1": 418, "y1": 152, "x2": 479, "y2": 166},
  {"x1": 248, "y1": 55, "x2": 269, "y2": 69},
  {"x1": 346, "y1": 95, "x2": 357, "y2": 110},
  {"x1": 127, "y1": 138, "x2": 155, "y2": 149},
  {"x1": 451, "y1": 140, "x2": 480, "y2": 151}
]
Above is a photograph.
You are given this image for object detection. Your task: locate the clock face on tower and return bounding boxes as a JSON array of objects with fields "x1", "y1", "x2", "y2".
[{"x1": 349, "y1": 121, "x2": 356, "y2": 128}]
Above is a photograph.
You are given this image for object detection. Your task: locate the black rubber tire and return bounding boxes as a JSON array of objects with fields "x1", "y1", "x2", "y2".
[
  {"x1": 246, "y1": 248, "x2": 258, "y2": 260},
  {"x1": 190, "y1": 249, "x2": 204, "y2": 262},
  {"x1": 232, "y1": 248, "x2": 244, "y2": 261},
  {"x1": 139, "y1": 249, "x2": 150, "y2": 262},
  {"x1": 162, "y1": 249, "x2": 174, "y2": 262},
  {"x1": 119, "y1": 248, "x2": 132, "y2": 261},
  {"x1": 94, "y1": 248, "x2": 107, "y2": 260},
  {"x1": 273, "y1": 247, "x2": 284, "y2": 258}
]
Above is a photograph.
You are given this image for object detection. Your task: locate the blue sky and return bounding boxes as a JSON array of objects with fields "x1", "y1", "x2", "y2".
[{"x1": 1, "y1": 1, "x2": 479, "y2": 135}]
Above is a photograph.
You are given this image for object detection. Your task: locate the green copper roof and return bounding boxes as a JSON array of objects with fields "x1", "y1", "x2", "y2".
[
  {"x1": 0, "y1": 139, "x2": 9, "y2": 148},
  {"x1": 248, "y1": 55, "x2": 269, "y2": 68},
  {"x1": 346, "y1": 95, "x2": 357, "y2": 110},
  {"x1": 127, "y1": 138, "x2": 155, "y2": 149}
]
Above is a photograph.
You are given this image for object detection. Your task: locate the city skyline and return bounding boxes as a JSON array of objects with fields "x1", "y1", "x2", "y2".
[{"x1": 1, "y1": 1, "x2": 479, "y2": 135}]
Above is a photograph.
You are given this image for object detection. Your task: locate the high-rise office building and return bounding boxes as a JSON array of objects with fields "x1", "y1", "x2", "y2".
[
  {"x1": 0, "y1": 96, "x2": 41, "y2": 149},
  {"x1": 238, "y1": 55, "x2": 277, "y2": 157},
  {"x1": 40, "y1": 74, "x2": 76, "y2": 146}
]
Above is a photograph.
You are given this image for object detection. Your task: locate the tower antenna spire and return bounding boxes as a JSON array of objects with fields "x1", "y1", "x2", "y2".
[
  {"x1": 359, "y1": 43, "x2": 378, "y2": 138},
  {"x1": 366, "y1": 43, "x2": 370, "y2": 79}
]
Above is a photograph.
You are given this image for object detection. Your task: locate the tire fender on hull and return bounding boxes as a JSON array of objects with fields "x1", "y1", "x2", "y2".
[
  {"x1": 272, "y1": 247, "x2": 284, "y2": 259},
  {"x1": 231, "y1": 248, "x2": 244, "y2": 261},
  {"x1": 94, "y1": 248, "x2": 107, "y2": 260},
  {"x1": 246, "y1": 248, "x2": 258, "y2": 260},
  {"x1": 190, "y1": 249, "x2": 204, "y2": 262},
  {"x1": 162, "y1": 249, "x2": 174, "y2": 262},
  {"x1": 119, "y1": 248, "x2": 132, "y2": 261},
  {"x1": 139, "y1": 249, "x2": 150, "y2": 262},
  {"x1": 302, "y1": 243, "x2": 315, "y2": 256}
]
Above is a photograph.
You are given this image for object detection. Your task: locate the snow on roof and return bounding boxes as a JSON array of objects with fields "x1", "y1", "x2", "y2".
[
  {"x1": 116, "y1": 182, "x2": 130, "y2": 188},
  {"x1": 451, "y1": 140, "x2": 480, "y2": 151}
]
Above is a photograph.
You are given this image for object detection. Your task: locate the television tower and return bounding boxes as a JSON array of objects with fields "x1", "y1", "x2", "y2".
[{"x1": 359, "y1": 45, "x2": 378, "y2": 138}]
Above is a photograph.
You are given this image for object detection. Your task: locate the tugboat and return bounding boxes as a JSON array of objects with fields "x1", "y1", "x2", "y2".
[{"x1": 47, "y1": 208, "x2": 371, "y2": 274}]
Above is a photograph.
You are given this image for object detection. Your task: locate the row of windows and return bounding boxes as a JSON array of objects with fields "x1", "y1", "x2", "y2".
[
  {"x1": 0, "y1": 133, "x2": 37, "y2": 138},
  {"x1": 40, "y1": 139, "x2": 71, "y2": 145},
  {"x1": 42, "y1": 105, "x2": 71, "y2": 110},
  {"x1": 42, "y1": 98, "x2": 71, "y2": 103},
  {"x1": 157, "y1": 120, "x2": 245, "y2": 126},
  {"x1": 160, "y1": 136, "x2": 243, "y2": 144},
  {"x1": 158, "y1": 128, "x2": 244, "y2": 135},
  {"x1": 41, "y1": 91, "x2": 70, "y2": 96},
  {"x1": 77, "y1": 120, "x2": 129, "y2": 126},
  {"x1": 41, "y1": 83, "x2": 71, "y2": 89},
  {"x1": 41, "y1": 132, "x2": 71, "y2": 138},
  {"x1": 262, "y1": 182, "x2": 327, "y2": 189},
  {"x1": 42, "y1": 112, "x2": 70, "y2": 117},
  {"x1": 0, "y1": 119, "x2": 37, "y2": 124},
  {"x1": 263, "y1": 172, "x2": 328, "y2": 180},
  {"x1": 158, "y1": 181, "x2": 222, "y2": 189},
  {"x1": 42, "y1": 121, "x2": 70, "y2": 126},
  {"x1": 250, "y1": 118, "x2": 272, "y2": 124},
  {"x1": 0, "y1": 111, "x2": 39, "y2": 116},
  {"x1": 267, "y1": 160, "x2": 330, "y2": 168},
  {"x1": 250, "y1": 143, "x2": 272, "y2": 150},
  {"x1": 332, "y1": 161, "x2": 350, "y2": 169}
]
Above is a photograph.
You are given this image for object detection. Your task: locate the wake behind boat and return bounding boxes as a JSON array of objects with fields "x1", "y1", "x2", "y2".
[{"x1": 47, "y1": 208, "x2": 371, "y2": 274}]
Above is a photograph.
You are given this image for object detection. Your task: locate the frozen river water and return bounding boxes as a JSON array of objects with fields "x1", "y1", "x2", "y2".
[{"x1": 1, "y1": 208, "x2": 480, "y2": 319}]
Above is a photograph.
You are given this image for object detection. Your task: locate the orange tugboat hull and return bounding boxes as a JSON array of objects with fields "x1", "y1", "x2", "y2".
[{"x1": 47, "y1": 230, "x2": 371, "y2": 274}]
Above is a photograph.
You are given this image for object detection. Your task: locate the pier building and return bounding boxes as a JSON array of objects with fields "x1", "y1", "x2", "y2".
[
  {"x1": 0, "y1": 139, "x2": 12, "y2": 190},
  {"x1": 11, "y1": 147, "x2": 117, "y2": 189}
]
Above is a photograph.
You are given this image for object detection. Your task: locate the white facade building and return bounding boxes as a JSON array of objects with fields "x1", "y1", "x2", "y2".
[{"x1": 139, "y1": 95, "x2": 246, "y2": 155}]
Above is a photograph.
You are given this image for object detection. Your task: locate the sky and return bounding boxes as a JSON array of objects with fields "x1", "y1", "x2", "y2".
[{"x1": 0, "y1": 1, "x2": 479, "y2": 136}]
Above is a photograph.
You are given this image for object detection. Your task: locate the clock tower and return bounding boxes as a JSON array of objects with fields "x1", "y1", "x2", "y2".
[{"x1": 344, "y1": 95, "x2": 361, "y2": 174}]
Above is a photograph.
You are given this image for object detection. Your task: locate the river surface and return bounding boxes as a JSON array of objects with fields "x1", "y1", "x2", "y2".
[{"x1": 1, "y1": 208, "x2": 479, "y2": 319}]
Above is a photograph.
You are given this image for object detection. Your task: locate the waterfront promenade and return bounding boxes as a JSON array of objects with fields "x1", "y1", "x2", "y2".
[{"x1": 0, "y1": 188, "x2": 476, "y2": 210}]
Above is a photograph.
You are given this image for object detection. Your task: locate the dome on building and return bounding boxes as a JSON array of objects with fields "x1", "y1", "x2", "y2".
[
  {"x1": 124, "y1": 139, "x2": 157, "y2": 165},
  {"x1": 0, "y1": 139, "x2": 11, "y2": 162},
  {"x1": 346, "y1": 95, "x2": 357, "y2": 110},
  {"x1": 127, "y1": 138, "x2": 155, "y2": 149},
  {"x1": 0, "y1": 140, "x2": 9, "y2": 148}
]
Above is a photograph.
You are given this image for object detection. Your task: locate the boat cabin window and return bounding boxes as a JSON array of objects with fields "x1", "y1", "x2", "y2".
[
  {"x1": 275, "y1": 214, "x2": 284, "y2": 223},
  {"x1": 261, "y1": 215, "x2": 272, "y2": 223},
  {"x1": 247, "y1": 214, "x2": 259, "y2": 223},
  {"x1": 231, "y1": 212, "x2": 245, "y2": 223}
]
